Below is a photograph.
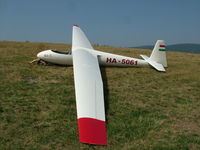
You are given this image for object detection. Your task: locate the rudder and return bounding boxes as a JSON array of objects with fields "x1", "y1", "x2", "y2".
[{"x1": 149, "y1": 40, "x2": 167, "y2": 67}]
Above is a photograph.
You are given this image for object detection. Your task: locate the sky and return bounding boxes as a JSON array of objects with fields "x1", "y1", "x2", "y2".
[{"x1": 0, "y1": 0, "x2": 200, "y2": 47}]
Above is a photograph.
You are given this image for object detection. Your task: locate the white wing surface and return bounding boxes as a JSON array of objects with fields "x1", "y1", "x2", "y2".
[
  {"x1": 72, "y1": 24, "x2": 93, "y2": 50},
  {"x1": 72, "y1": 25, "x2": 107, "y2": 145}
]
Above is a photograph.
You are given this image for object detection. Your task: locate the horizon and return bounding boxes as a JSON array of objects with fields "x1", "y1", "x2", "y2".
[
  {"x1": 1, "y1": 40, "x2": 200, "y2": 47},
  {"x1": 1, "y1": 0, "x2": 200, "y2": 47}
]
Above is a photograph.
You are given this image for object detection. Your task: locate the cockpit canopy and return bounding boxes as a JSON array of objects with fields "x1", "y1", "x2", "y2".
[{"x1": 51, "y1": 50, "x2": 72, "y2": 55}]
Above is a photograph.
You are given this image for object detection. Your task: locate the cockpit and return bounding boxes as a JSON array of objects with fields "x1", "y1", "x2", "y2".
[{"x1": 51, "y1": 50, "x2": 72, "y2": 55}]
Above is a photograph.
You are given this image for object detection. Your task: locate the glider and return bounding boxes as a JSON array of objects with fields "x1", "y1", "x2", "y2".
[{"x1": 36, "y1": 25, "x2": 167, "y2": 145}]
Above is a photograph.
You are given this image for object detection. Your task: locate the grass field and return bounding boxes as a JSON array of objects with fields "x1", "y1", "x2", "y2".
[{"x1": 0, "y1": 41, "x2": 200, "y2": 150}]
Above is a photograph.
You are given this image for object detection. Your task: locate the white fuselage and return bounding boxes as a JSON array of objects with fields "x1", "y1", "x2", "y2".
[{"x1": 37, "y1": 49, "x2": 148, "y2": 67}]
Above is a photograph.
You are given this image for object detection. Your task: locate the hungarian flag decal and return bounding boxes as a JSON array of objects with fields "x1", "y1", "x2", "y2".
[{"x1": 159, "y1": 45, "x2": 166, "y2": 51}]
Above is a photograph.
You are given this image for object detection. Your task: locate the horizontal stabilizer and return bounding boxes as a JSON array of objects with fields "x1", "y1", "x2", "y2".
[{"x1": 140, "y1": 55, "x2": 165, "y2": 72}]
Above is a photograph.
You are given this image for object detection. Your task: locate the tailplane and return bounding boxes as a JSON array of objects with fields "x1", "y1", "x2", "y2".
[{"x1": 140, "y1": 40, "x2": 167, "y2": 72}]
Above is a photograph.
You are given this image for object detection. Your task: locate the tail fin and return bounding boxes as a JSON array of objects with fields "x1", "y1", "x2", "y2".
[
  {"x1": 140, "y1": 40, "x2": 167, "y2": 72},
  {"x1": 149, "y1": 40, "x2": 167, "y2": 67},
  {"x1": 72, "y1": 24, "x2": 93, "y2": 50}
]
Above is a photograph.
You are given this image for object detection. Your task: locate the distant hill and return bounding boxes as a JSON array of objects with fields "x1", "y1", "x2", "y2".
[{"x1": 135, "y1": 44, "x2": 200, "y2": 54}]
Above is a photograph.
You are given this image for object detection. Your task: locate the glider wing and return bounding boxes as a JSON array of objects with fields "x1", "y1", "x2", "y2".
[{"x1": 72, "y1": 25, "x2": 107, "y2": 145}]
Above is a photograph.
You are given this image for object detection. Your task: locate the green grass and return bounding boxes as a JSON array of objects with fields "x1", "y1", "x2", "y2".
[{"x1": 0, "y1": 41, "x2": 200, "y2": 150}]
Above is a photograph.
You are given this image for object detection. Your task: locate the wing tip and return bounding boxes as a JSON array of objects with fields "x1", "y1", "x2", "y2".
[
  {"x1": 73, "y1": 24, "x2": 79, "y2": 27},
  {"x1": 78, "y1": 118, "x2": 107, "y2": 145}
]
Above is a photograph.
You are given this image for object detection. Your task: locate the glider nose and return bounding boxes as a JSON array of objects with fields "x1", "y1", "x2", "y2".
[{"x1": 37, "y1": 52, "x2": 44, "y2": 59}]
